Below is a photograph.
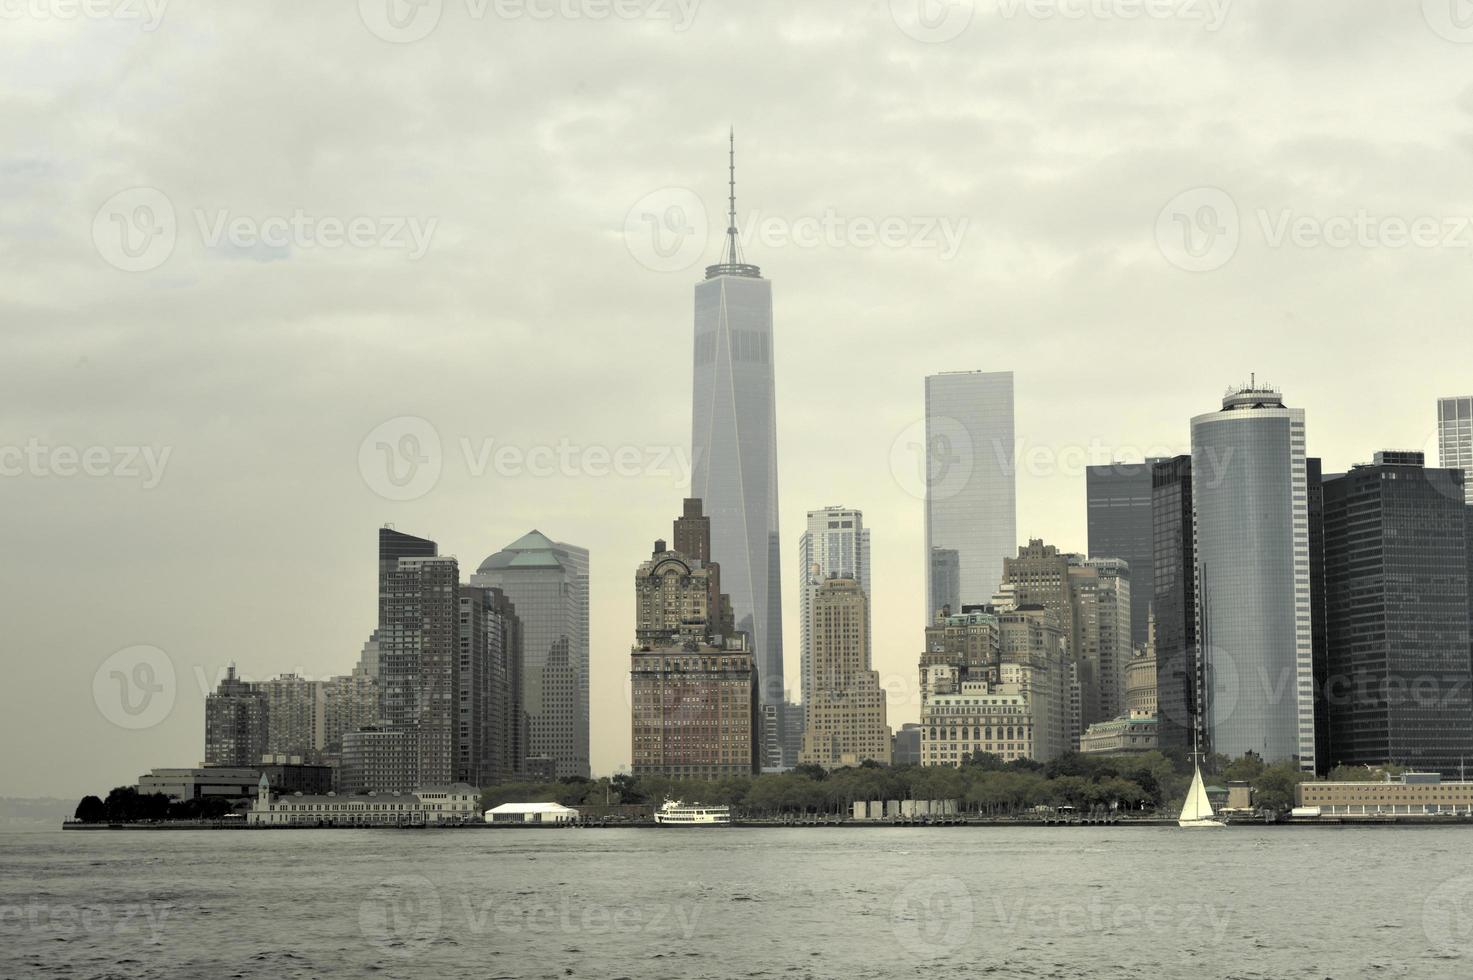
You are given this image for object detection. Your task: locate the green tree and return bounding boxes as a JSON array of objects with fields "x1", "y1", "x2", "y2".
[{"x1": 1252, "y1": 762, "x2": 1309, "y2": 812}]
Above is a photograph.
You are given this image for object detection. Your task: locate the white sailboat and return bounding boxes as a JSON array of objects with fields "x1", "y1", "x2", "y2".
[{"x1": 1178, "y1": 761, "x2": 1225, "y2": 828}]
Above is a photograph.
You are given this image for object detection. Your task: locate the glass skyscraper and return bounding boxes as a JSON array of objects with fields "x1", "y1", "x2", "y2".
[
  {"x1": 691, "y1": 145, "x2": 785, "y2": 706},
  {"x1": 1086, "y1": 460, "x2": 1162, "y2": 652},
  {"x1": 1151, "y1": 455, "x2": 1197, "y2": 755},
  {"x1": 923, "y1": 371, "x2": 1016, "y2": 619},
  {"x1": 1322, "y1": 453, "x2": 1472, "y2": 776},
  {"x1": 1438, "y1": 396, "x2": 1473, "y2": 505},
  {"x1": 472, "y1": 531, "x2": 590, "y2": 779},
  {"x1": 1190, "y1": 385, "x2": 1316, "y2": 771},
  {"x1": 798, "y1": 506, "x2": 871, "y2": 707}
]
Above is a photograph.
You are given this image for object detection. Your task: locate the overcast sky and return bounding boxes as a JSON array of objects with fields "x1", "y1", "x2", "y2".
[{"x1": 4, "y1": 0, "x2": 1472, "y2": 799}]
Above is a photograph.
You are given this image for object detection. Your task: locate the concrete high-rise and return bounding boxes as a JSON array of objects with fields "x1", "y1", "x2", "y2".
[
  {"x1": 923, "y1": 370, "x2": 1016, "y2": 618},
  {"x1": 799, "y1": 578, "x2": 891, "y2": 767},
  {"x1": 1322, "y1": 452, "x2": 1472, "y2": 776},
  {"x1": 1086, "y1": 460, "x2": 1161, "y2": 651},
  {"x1": 1191, "y1": 383, "x2": 1315, "y2": 771},
  {"x1": 379, "y1": 548, "x2": 460, "y2": 788},
  {"x1": 259, "y1": 674, "x2": 326, "y2": 764},
  {"x1": 472, "y1": 531, "x2": 590, "y2": 779},
  {"x1": 204, "y1": 665, "x2": 268, "y2": 768},
  {"x1": 458, "y1": 585, "x2": 523, "y2": 787},
  {"x1": 798, "y1": 506, "x2": 871, "y2": 708},
  {"x1": 691, "y1": 134, "x2": 785, "y2": 709},
  {"x1": 1439, "y1": 396, "x2": 1473, "y2": 505},
  {"x1": 1151, "y1": 455, "x2": 1198, "y2": 755},
  {"x1": 630, "y1": 503, "x2": 758, "y2": 781}
]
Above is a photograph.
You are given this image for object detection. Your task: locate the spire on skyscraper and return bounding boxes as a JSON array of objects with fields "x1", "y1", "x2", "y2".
[{"x1": 706, "y1": 127, "x2": 761, "y2": 279}]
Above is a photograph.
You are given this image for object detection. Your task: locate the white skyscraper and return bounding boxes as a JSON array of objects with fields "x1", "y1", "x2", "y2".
[
  {"x1": 798, "y1": 506, "x2": 871, "y2": 706},
  {"x1": 1191, "y1": 383, "x2": 1315, "y2": 772},
  {"x1": 1439, "y1": 396, "x2": 1473, "y2": 505},
  {"x1": 923, "y1": 371, "x2": 1017, "y2": 619}
]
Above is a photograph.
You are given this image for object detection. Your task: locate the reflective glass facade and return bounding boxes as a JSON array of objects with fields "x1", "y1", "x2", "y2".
[
  {"x1": 1322, "y1": 459, "x2": 1472, "y2": 776},
  {"x1": 1151, "y1": 455, "x2": 1197, "y2": 754},
  {"x1": 1191, "y1": 389, "x2": 1315, "y2": 770},
  {"x1": 692, "y1": 273, "x2": 785, "y2": 704},
  {"x1": 472, "y1": 532, "x2": 590, "y2": 779},
  {"x1": 923, "y1": 371, "x2": 1016, "y2": 617},
  {"x1": 1086, "y1": 460, "x2": 1162, "y2": 651},
  {"x1": 1439, "y1": 396, "x2": 1473, "y2": 505}
]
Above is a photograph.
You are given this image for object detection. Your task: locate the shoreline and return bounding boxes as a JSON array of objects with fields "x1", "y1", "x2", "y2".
[{"x1": 57, "y1": 815, "x2": 1473, "y2": 830}]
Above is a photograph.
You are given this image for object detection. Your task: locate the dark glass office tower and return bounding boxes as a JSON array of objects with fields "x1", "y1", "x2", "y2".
[
  {"x1": 1322, "y1": 452, "x2": 1472, "y2": 777},
  {"x1": 1307, "y1": 458, "x2": 1330, "y2": 773},
  {"x1": 928, "y1": 547, "x2": 961, "y2": 619},
  {"x1": 1151, "y1": 456, "x2": 1196, "y2": 755},
  {"x1": 1086, "y1": 460, "x2": 1162, "y2": 651}
]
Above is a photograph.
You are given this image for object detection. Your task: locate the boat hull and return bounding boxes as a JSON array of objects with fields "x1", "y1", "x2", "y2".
[{"x1": 1177, "y1": 818, "x2": 1226, "y2": 828}]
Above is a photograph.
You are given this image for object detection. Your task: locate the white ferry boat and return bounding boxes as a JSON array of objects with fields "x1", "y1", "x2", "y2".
[{"x1": 654, "y1": 800, "x2": 731, "y2": 826}]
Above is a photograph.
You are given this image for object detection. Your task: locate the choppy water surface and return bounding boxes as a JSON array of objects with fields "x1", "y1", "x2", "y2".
[{"x1": 2, "y1": 826, "x2": 1470, "y2": 979}]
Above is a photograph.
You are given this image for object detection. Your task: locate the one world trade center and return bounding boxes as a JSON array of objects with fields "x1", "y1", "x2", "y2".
[{"x1": 690, "y1": 131, "x2": 786, "y2": 711}]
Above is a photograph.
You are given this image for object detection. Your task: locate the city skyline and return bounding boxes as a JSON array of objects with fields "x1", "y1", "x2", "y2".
[{"x1": 12, "y1": 7, "x2": 1473, "y2": 799}]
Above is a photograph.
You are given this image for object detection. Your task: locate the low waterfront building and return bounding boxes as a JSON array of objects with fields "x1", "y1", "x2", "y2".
[
  {"x1": 1079, "y1": 711, "x2": 1158, "y2": 755},
  {"x1": 1295, "y1": 772, "x2": 1473, "y2": 816},
  {"x1": 484, "y1": 802, "x2": 579, "y2": 824},
  {"x1": 247, "y1": 776, "x2": 480, "y2": 826},
  {"x1": 138, "y1": 767, "x2": 261, "y2": 801}
]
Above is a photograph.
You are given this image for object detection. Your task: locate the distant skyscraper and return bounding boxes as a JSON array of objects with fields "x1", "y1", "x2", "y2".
[
  {"x1": 259, "y1": 674, "x2": 326, "y2": 764},
  {"x1": 1086, "y1": 460, "x2": 1162, "y2": 651},
  {"x1": 1322, "y1": 452, "x2": 1472, "y2": 777},
  {"x1": 1151, "y1": 455, "x2": 1198, "y2": 755},
  {"x1": 923, "y1": 371, "x2": 1016, "y2": 618},
  {"x1": 472, "y1": 531, "x2": 590, "y2": 779},
  {"x1": 1438, "y1": 396, "x2": 1473, "y2": 505},
  {"x1": 798, "y1": 506, "x2": 871, "y2": 707},
  {"x1": 204, "y1": 665, "x2": 268, "y2": 768},
  {"x1": 1191, "y1": 383, "x2": 1315, "y2": 771},
  {"x1": 691, "y1": 134, "x2": 785, "y2": 707},
  {"x1": 928, "y1": 547, "x2": 961, "y2": 619}
]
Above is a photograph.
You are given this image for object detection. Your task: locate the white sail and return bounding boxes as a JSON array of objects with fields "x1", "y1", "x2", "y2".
[{"x1": 1179, "y1": 764, "x2": 1217, "y2": 823}]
